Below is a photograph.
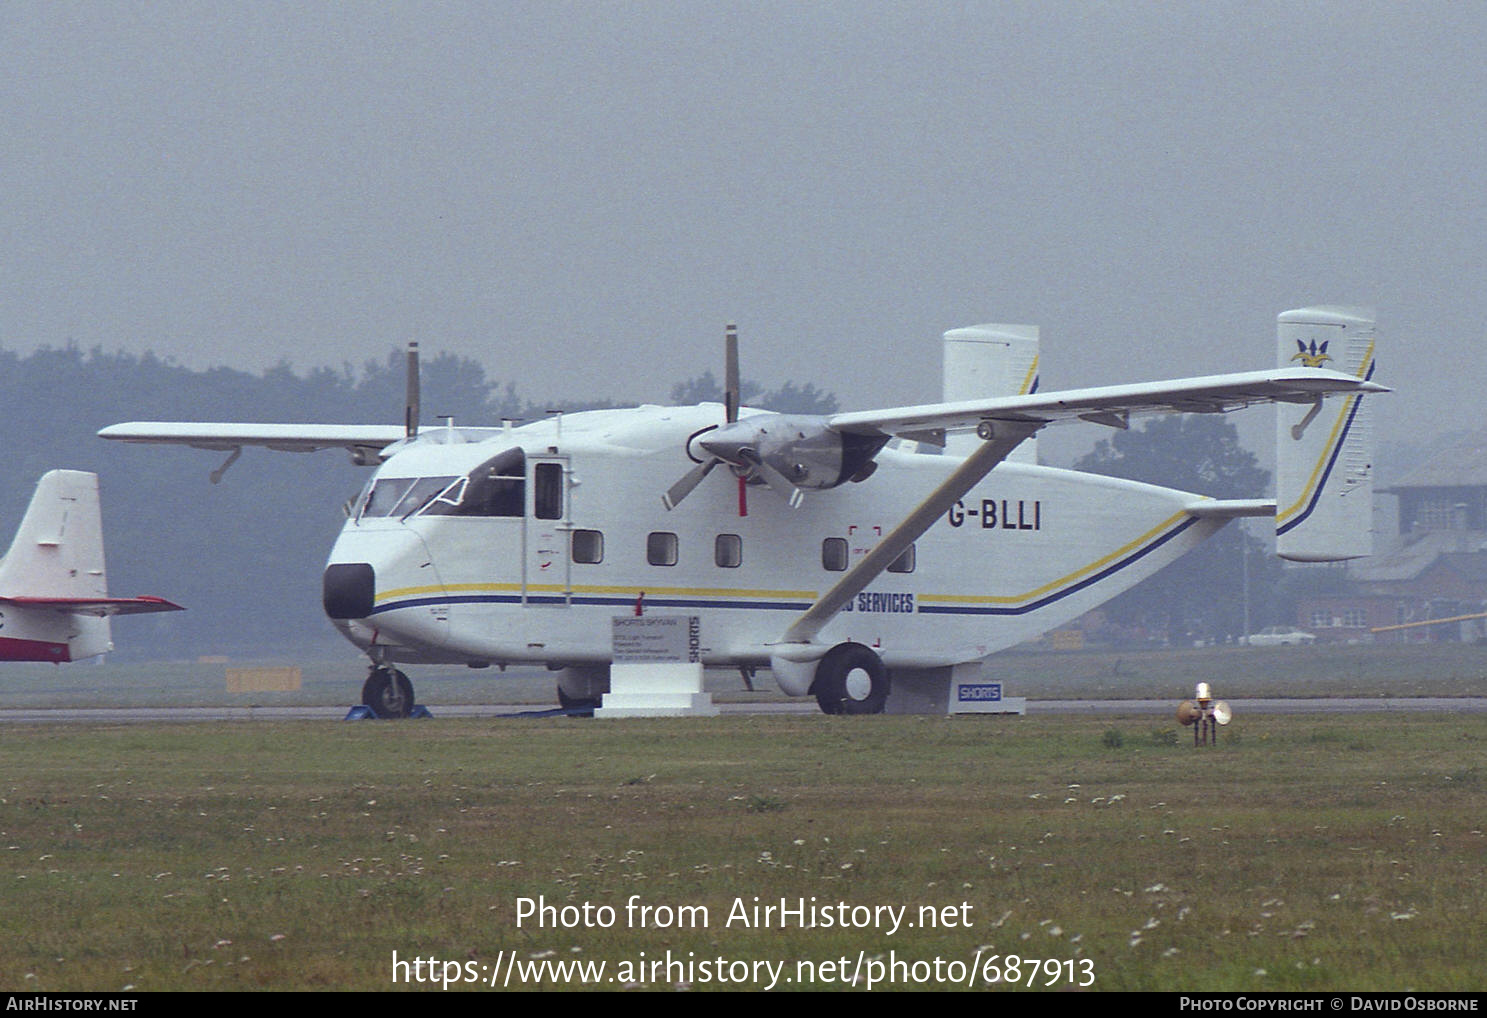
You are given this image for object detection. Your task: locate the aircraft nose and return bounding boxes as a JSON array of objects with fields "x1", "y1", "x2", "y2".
[{"x1": 323, "y1": 562, "x2": 375, "y2": 619}]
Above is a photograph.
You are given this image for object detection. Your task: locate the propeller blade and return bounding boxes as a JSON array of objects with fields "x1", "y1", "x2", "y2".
[
  {"x1": 405, "y1": 341, "x2": 421, "y2": 438},
  {"x1": 738, "y1": 473, "x2": 748, "y2": 517},
  {"x1": 661, "y1": 457, "x2": 720, "y2": 511},
  {"x1": 724, "y1": 323, "x2": 740, "y2": 424},
  {"x1": 739, "y1": 450, "x2": 805, "y2": 509}
]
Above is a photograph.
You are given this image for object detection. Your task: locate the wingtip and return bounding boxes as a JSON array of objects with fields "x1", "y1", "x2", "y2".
[{"x1": 135, "y1": 595, "x2": 186, "y2": 613}]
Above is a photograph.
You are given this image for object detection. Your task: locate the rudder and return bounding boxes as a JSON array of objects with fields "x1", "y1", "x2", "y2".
[{"x1": 1274, "y1": 306, "x2": 1377, "y2": 561}]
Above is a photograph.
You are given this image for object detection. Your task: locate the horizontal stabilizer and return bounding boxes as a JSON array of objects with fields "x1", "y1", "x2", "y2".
[
  {"x1": 1184, "y1": 499, "x2": 1277, "y2": 520},
  {"x1": 1, "y1": 595, "x2": 184, "y2": 617},
  {"x1": 0, "y1": 470, "x2": 182, "y2": 662}
]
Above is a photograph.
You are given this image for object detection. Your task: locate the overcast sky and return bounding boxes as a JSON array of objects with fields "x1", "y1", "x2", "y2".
[{"x1": 3, "y1": 2, "x2": 1481, "y2": 457}]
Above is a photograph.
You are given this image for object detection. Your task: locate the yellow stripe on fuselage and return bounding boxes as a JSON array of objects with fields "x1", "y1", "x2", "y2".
[
  {"x1": 377, "y1": 513, "x2": 1193, "y2": 612},
  {"x1": 374, "y1": 581, "x2": 817, "y2": 604},
  {"x1": 918, "y1": 509, "x2": 1191, "y2": 607},
  {"x1": 375, "y1": 582, "x2": 520, "y2": 603}
]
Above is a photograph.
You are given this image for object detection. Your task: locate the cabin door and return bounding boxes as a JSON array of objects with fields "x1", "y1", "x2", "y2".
[{"x1": 524, "y1": 456, "x2": 572, "y2": 606}]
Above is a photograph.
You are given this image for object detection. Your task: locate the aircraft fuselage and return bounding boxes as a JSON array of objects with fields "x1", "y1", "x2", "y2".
[{"x1": 322, "y1": 404, "x2": 1223, "y2": 677}]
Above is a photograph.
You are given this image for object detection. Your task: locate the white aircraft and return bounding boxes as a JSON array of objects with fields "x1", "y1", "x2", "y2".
[
  {"x1": 0, "y1": 470, "x2": 182, "y2": 662},
  {"x1": 100, "y1": 306, "x2": 1383, "y2": 716}
]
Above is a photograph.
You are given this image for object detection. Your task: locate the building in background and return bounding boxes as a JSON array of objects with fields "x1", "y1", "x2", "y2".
[{"x1": 1298, "y1": 434, "x2": 1487, "y2": 643}]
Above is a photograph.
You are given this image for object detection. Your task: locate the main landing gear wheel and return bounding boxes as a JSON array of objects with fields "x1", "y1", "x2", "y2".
[
  {"x1": 363, "y1": 666, "x2": 415, "y2": 719},
  {"x1": 812, "y1": 642, "x2": 889, "y2": 715},
  {"x1": 554, "y1": 665, "x2": 609, "y2": 717},
  {"x1": 557, "y1": 687, "x2": 601, "y2": 716}
]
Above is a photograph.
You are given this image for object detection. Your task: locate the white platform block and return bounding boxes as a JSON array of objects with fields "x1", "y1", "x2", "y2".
[{"x1": 595, "y1": 661, "x2": 719, "y2": 718}]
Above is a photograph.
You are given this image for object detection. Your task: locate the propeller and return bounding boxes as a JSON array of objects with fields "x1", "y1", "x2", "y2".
[
  {"x1": 724, "y1": 321, "x2": 739, "y2": 424},
  {"x1": 663, "y1": 324, "x2": 747, "y2": 514},
  {"x1": 662, "y1": 324, "x2": 804, "y2": 515},
  {"x1": 662, "y1": 324, "x2": 891, "y2": 514},
  {"x1": 404, "y1": 341, "x2": 420, "y2": 438},
  {"x1": 369, "y1": 341, "x2": 425, "y2": 464},
  {"x1": 662, "y1": 454, "x2": 724, "y2": 512},
  {"x1": 721, "y1": 322, "x2": 747, "y2": 514},
  {"x1": 662, "y1": 324, "x2": 889, "y2": 514}
]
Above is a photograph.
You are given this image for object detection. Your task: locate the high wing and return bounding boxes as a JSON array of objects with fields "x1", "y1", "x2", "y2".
[
  {"x1": 98, "y1": 422, "x2": 406, "y2": 454},
  {"x1": 778, "y1": 366, "x2": 1385, "y2": 647},
  {"x1": 826, "y1": 366, "x2": 1385, "y2": 443},
  {"x1": 100, "y1": 340, "x2": 418, "y2": 465},
  {"x1": 98, "y1": 423, "x2": 409, "y2": 480},
  {"x1": 101, "y1": 341, "x2": 424, "y2": 475}
]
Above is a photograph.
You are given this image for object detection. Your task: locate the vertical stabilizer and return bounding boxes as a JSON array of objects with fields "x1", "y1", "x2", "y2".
[
  {"x1": 0, "y1": 471, "x2": 112, "y2": 660},
  {"x1": 0, "y1": 470, "x2": 109, "y2": 598},
  {"x1": 1274, "y1": 306, "x2": 1377, "y2": 561},
  {"x1": 942, "y1": 324, "x2": 1040, "y2": 462}
]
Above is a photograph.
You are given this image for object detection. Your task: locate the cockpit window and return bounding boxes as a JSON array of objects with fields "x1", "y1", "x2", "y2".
[
  {"x1": 394, "y1": 476, "x2": 459, "y2": 517},
  {"x1": 422, "y1": 447, "x2": 526, "y2": 518},
  {"x1": 362, "y1": 477, "x2": 416, "y2": 518},
  {"x1": 360, "y1": 476, "x2": 459, "y2": 518}
]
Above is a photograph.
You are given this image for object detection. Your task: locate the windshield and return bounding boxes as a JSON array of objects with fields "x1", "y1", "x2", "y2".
[
  {"x1": 359, "y1": 476, "x2": 459, "y2": 519},
  {"x1": 356, "y1": 449, "x2": 527, "y2": 521}
]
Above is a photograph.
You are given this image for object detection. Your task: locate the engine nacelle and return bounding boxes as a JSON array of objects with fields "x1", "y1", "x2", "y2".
[{"x1": 697, "y1": 415, "x2": 887, "y2": 491}]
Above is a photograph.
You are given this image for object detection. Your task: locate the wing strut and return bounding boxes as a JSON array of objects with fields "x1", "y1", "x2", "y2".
[
  {"x1": 210, "y1": 446, "x2": 242, "y2": 484},
  {"x1": 779, "y1": 420, "x2": 1042, "y2": 646}
]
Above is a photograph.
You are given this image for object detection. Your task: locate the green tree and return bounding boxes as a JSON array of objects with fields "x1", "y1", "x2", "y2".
[
  {"x1": 0, "y1": 342, "x2": 843, "y2": 658},
  {"x1": 668, "y1": 373, "x2": 838, "y2": 414},
  {"x1": 1075, "y1": 416, "x2": 1280, "y2": 646}
]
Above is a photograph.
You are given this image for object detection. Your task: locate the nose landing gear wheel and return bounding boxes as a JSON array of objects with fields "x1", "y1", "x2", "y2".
[{"x1": 363, "y1": 666, "x2": 415, "y2": 718}]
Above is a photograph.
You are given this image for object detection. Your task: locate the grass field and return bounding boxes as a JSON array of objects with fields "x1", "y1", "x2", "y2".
[{"x1": 1, "y1": 707, "x2": 1483, "y2": 991}]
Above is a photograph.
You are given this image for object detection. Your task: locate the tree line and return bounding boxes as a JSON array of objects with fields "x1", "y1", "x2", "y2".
[
  {"x1": 1, "y1": 341, "x2": 1292, "y2": 660},
  {"x1": 0, "y1": 344, "x2": 836, "y2": 659}
]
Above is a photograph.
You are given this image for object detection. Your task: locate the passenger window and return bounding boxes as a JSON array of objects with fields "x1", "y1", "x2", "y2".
[
  {"x1": 822, "y1": 537, "x2": 848, "y2": 572},
  {"x1": 887, "y1": 543, "x2": 916, "y2": 574},
  {"x1": 572, "y1": 529, "x2": 604, "y2": 564},
  {"x1": 715, "y1": 534, "x2": 742, "y2": 568},
  {"x1": 534, "y1": 462, "x2": 564, "y2": 520},
  {"x1": 647, "y1": 532, "x2": 679, "y2": 566}
]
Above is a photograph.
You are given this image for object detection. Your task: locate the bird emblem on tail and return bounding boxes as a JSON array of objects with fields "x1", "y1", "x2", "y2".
[{"x1": 1291, "y1": 338, "x2": 1332, "y2": 368}]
